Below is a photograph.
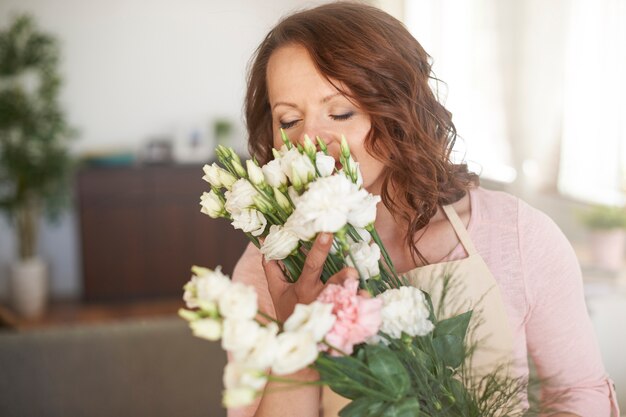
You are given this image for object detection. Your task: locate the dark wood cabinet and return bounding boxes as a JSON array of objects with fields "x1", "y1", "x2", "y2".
[{"x1": 77, "y1": 164, "x2": 249, "y2": 301}]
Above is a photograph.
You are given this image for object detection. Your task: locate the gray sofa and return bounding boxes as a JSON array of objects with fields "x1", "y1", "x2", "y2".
[{"x1": 0, "y1": 317, "x2": 227, "y2": 417}]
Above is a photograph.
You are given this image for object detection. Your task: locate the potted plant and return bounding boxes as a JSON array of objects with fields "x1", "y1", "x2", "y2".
[
  {"x1": 579, "y1": 205, "x2": 626, "y2": 272},
  {"x1": 0, "y1": 15, "x2": 75, "y2": 317}
]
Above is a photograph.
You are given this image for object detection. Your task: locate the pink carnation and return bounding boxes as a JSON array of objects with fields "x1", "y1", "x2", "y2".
[{"x1": 316, "y1": 278, "x2": 382, "y2": 356}]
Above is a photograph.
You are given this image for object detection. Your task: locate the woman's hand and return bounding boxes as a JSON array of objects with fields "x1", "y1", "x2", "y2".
[{"x1": 262, "y1": 232, "x2": 359, "y2": 322}]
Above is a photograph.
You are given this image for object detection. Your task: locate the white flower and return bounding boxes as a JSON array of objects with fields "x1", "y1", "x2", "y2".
[
  {"x1": 224, "y1": 179, "x2": 259, "y2": 215},
  {"x1": 200, "y1": 190, "x2": 225, "y2": 218},
  {"x1": 347, "y1": 194, "x2": 380, "y2": 228},
  {"x1": 272, "y1": 331, "x2": 319, "y2": 375},
  {"x1": 196, "y1": 267, "x2": 232, "y2": 304},
  {"x1": 284, "y1": 302, "x2": 336, "y2": 342},
  {"x1": 224, "y1": 362, "x2": 268, "y2": 391},
  {"x1": 315, "y1": 152, "x2": 336, "y2": 177},
  {"x1": 246, "y1": 160, "x2": 265, "y2": 185},
  {"x1": 261, "y1": 159, "x2": 287, "y2": 188},
  {"x1": 239, "y1": 322, "x2": 280, "y2": 369},
  {"x1": 183, "y1": 266, "x2": 231, "y2": 309},
  {"x1": 202, "y1": 163, "x2": 236, "y2": 189},
  {"x1": 345, "y1": 241, "x2": 381, "y2": 280},
  {"x1": 218, "y1": 282, "x2": 258, "y2": 320},
  {"x1": 222, "y1": 318, "x2": 262, "y2": 355},
  {"x1": 260, "y1": 225, "x2": 300, "y2": 260},
  {"x1": 190, "y1": 318, "x2": 222, "y2": 341},
  {"x1": 377, "y1": 287, "x2": 434, "y2": 339},
  {"x1": 231, "y1": 209, "x2": 267, "y2": 237},
  {"x1": 280, "y1": 147, "x2": 315, "y2": 184},
  {"x1": 290, "y1": 174, "x2": 368, "y2": 234},
  {"x1": 202, "y1": 163, "x2": 223, "y2": 187},
  {"x1": 222, "y1": 387, "x2": 257, "y2": 408}
]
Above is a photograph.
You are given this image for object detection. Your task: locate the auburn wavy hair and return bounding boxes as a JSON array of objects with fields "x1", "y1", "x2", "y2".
[{"x1": 245, "y1": 2, "x2": 479, "y2": 264}]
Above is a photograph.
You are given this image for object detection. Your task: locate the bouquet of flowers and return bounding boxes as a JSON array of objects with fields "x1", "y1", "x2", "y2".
[{"x1": 179, "y1": 132, "x2": 527, "y2": 416}]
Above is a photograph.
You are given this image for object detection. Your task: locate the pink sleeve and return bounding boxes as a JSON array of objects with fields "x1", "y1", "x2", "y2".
[
  {"x1": 227, "y1": 243, "x2": 275, "y2": 417},
  {"x1": 519, "y1": 201, "x2": 620, "y2": 416}
]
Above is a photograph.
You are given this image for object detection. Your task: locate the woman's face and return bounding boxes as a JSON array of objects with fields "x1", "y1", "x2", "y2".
[{"x1": 266, "y1": 44, "x2": 385, "y2": 193}]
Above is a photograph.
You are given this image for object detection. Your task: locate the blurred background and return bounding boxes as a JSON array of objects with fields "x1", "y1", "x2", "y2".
[{"x1": 0, "y1": 0, "x2": 624, "y2": 416}]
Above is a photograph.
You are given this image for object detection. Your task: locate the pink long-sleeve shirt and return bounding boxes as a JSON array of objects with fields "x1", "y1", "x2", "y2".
[{"x1": 228, "y1": 186, "x2": 619, "y2": 416}]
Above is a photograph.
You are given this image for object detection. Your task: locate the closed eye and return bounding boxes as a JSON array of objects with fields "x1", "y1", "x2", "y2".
[
  {"x1": 279, "y1": 119, "x2": 300, "y2": 129},
  {"x1": 331, "y1": 111, "x2": 354, "y2": 121}
]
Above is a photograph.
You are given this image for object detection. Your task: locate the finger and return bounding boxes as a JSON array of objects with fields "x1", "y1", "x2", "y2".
[
  {"x1": 299, "y1": 232, "x2": 334, "y2": 286},
  {"x1": 325, "y1": 267, "x2": 359, "y2": 287},
  {"x1": 262, "y1": 257, "x2": 289, "y2": 302}
]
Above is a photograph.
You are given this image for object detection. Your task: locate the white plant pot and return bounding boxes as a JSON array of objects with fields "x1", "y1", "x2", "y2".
[
  {"x1": 9, "y1": 257, "x2": 48, "y2": 318},
  {"x1": 589, "y1": 229, "x2": 626, "y2": 272}
]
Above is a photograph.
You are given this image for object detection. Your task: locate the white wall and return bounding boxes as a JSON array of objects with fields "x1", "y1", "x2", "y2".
[{"x1": 0, "y1": 0, "x2": 326, "y2": 299}]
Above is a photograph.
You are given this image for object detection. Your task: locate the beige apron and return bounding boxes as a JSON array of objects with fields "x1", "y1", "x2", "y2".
[{"x1": 321, "y1": 204, "x2": 515, "y2": 416}]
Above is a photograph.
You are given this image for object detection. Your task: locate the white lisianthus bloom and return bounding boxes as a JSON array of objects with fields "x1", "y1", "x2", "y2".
[
  {"x1": 284, "y1": 302, "x2": 336, "y2": 342},
  {"x1": 262, "y1": 159, "x2": 288, "y2": 188},
  {"x1": 280, "y1": 147, "x2": 315, "y2": 184},
  {"x1": 224, "y1": 362, "x2": 268, "y2": 391},
  {"x1": 231, "y1": 209, "x2": 267, "y2": 237},
  {"x1": 290, "y1": 174, "x2": 368, "y2": 234},
  {"x1": 184, "y1": 266, "x2": 231, "y2": 309},
  {"x1": 195, "y1": 266, "x2": 232, "y2": 305},
  {"x1": 239, "y1": 322, "x2": 280, "y2": 369},
  {"x1": 260, "y1": 225, "x2": 300, "y2": 260},
  {"x1": 347, "y1": 194, "x2": 381, "y2": 228},
  {"x1": 224, "y1": 179, "x2": 259, "y2": 215},
  {"x1": 377, "y1": 287, "x2": 434, "y2": 338},
  {"x1": 190, "y1": 318, "x2": 222, "y2": 341},
  {"x1": 315, "y1": 152, "x2": 335, "y2": 177},
  {"x1": 202, "y1": 163, "x2": 223, "y2": 188},
  {"x1": 218, "y1": 282, "x2": 258, "y2": 320},
  {"x1": 272, "y1": 331, "x2": 319, "y2": 375},
  {"x1": 345, "y1": 241, "x2": 381, "y2": 280},
  {"x1": 222, "y1": 318, "x2": 262, "y2": 355},
  {"x1": 291, "y1": 157, "x2": 316, "y2": 185},
  {"x1": 200, "y1": 190, "x2": 225, "y2": 218},
  {"x1": 222, "y1": 387, "x2": 257, "y2": 408}
]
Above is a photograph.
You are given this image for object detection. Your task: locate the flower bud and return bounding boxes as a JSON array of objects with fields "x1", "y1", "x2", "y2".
[
  {"x1": 252, "y1": 195, "x2": 274, "y2": 214},
  {"x1": 303, "y1": 134, "x2": 316, "y2": 159},
  {"x1": 273, "y1": 187, "x2": 293, "y2": 214},
  {"x1": 219, "y1": 169, "x2": 237, "y2": 190},
  {"x1": 280, "y1": 128, "x2": 293, "y2": 149},
  {"x1": 231, "y1": 157, "x2": 248, "y2": 178},
  {"x1": 246, "y1": 160, "x2": 265, "y2": 185},
  {"x1": 202, "y1": 163, "x2": 223, "y2": 188},
  {"x1": 340, "y1": 135, "x2": 351, "y2": 158},
  {"x1": 200, "y1": 190, "x2": 226, "y2": 218}
]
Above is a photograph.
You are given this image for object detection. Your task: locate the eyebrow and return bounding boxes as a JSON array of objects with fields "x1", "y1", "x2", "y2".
[{"x1": 272, "y1": 92, "x2": 343, "y2": 110}]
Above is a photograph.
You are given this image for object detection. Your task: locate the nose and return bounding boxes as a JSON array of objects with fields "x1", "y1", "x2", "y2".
[{"x1": 297, "y1": 119, "x2": 336, "y2": 150}]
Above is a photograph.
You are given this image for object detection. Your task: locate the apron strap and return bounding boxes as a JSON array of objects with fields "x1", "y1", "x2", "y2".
[{"x1": 442, "y1": 204, "x2": 477, "y2": 256}]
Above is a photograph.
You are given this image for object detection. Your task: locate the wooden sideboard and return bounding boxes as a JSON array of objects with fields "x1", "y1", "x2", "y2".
[{"x1": 77, "y1": 164, "x2": 248, "y2": 302}]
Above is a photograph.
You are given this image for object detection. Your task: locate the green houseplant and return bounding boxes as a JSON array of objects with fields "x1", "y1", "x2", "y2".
[
  {"x1": 0, "y1": 14, "x2": 75, "y2": 316},
  {"x1": 579, "y1": 205, "x2": 626, "y2": 272}
]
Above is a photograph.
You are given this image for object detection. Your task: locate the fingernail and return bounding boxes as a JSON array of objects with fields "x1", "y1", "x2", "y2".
[{"x1": 319, "y1": 233, "x2": 330, "y2": 244}]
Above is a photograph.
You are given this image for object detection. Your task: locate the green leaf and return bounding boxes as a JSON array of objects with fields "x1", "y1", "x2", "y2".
[
  {"x1": 432, "y1": 334, "x2": 465, "y2": 369},
  {"x1": 434, "y1": 310, "x2": 472, "y2": 341},
  {"x1": 339, "y1": 397, "x2": 386, "y2": 417},
  {"x1": 381, "y1": 397, "x2": 420, "y2": 417},
  {"x1": 317, "y1": 356, "x2": 374, "y2": 400},
  {"x1": 365, "y1": 345, "x2": 410, "y2": 398}
]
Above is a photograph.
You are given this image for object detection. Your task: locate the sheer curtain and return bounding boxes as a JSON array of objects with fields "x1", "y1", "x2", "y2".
[
  {"x1": 404, "y1": 0, "x2": 515, "y2": 183},
  {"x1": 558, "y1": 0, "x2": 626, "y2": 205}
]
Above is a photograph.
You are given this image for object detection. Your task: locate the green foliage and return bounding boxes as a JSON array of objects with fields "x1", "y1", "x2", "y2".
[
  {"x1": 579, "y1": 205, "x2": 626, "y2": 229},
  {"x1": 0, "y1": 14, "x2": 76, "y2": 258}
]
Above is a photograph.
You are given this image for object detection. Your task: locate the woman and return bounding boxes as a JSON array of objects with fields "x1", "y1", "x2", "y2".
[{"x1": 230, "y1": 2, "x2": 619, "y2": 416}]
